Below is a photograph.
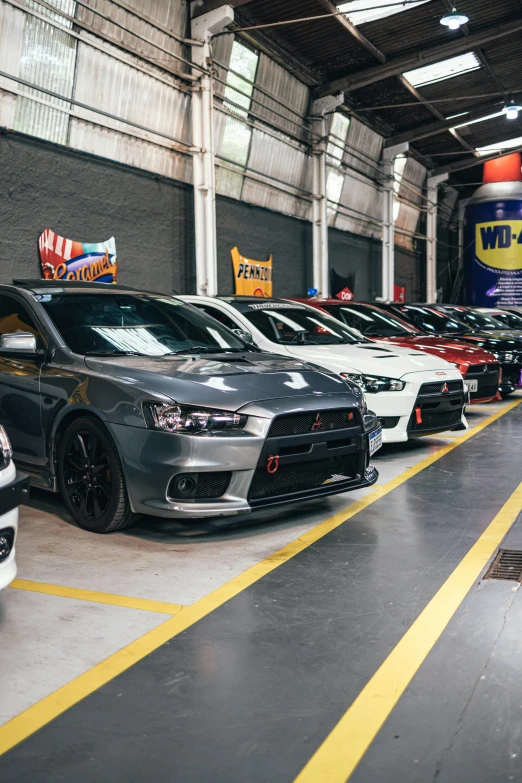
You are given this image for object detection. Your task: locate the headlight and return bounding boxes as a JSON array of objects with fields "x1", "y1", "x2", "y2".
[
  {"x1": 0, "y1": 426, "x2": 12, "y2": 470},
  {"x1": 340, "y1": 373, "x2": 405, "y2": 393},
  {"x1": 145, "y1": 403, "x2": 247, "y2": 433}
]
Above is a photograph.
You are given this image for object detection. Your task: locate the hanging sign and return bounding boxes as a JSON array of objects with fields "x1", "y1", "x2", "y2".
[
  {"x1": 38, "y1": 228, "x2": 118, "y2": 283},
  {"x1": 335, "y1": 287, "x2": 353, "y2": 301},
  {"x1": 231, "y1": 246, "x2": 272, "y2": 297},
  {"x1": 393, "y1": 284, "x2": 406, "y2": 302}
]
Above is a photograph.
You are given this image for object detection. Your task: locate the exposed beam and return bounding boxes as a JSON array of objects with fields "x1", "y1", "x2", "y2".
[
  {"x1": 313, "y1": 0, "x2": 386, "y2": 63},
  {"x1": 315, "y1": 17, "x2": 522, "y2": 97},
  {"x1": 385, "y1": 101, "x2": 506, "y2": 147},
  {"x1": 432, "y1": 144, "x2": 522, "y2": 176},
  {"x1": 191, "y1": 0, "x2": 252, "y2": 17}
]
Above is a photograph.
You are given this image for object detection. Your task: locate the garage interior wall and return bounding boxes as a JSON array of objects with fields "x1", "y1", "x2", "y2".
[{"x1": 0, "y1": 0, "x2": 427, "y2": 298}]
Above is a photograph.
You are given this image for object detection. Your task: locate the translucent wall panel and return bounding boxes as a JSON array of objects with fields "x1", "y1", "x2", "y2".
[
  {"x1": 0, "y1": 2, "x2": 25, "y2": 129},
  {"x1": 253, "y1": 53, "x2": 309, "y2": 140},
  {"x1": 14, "y1": 1, "x2": 77, "y2": 145},
  {"x1": 336, "y1": 173, "x2": 383, "y2": 239},
  {"x1": 344, "y1": 118, "x2": 383, "y2": 178}
]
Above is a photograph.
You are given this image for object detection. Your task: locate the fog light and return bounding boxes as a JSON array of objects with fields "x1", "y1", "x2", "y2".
[
  {"x1": 174, "y1": 476, "x2": 196, "y2": 497},
  {"x1": 0, "y1": 528, "x2": 14, "y2": 562}
]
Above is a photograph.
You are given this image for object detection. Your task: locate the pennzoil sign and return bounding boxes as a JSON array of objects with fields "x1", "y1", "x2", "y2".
[
  {"x1": 231, "y1": 246, "x2": 272, "y2": 297},
  {"x1": 476, "y1": 220, "x2": 522, "y2": 271},
  {"x1": 39, "y1": 228, "x2": 118, "y2": 283}
]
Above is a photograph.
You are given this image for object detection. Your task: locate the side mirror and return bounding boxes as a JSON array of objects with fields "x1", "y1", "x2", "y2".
[
  {"x1": 232, "y1": 328, "x2": 253, "y2": 344},
  {"x1": 0, "y1": 332, "x2": 38, "y2": 355}
]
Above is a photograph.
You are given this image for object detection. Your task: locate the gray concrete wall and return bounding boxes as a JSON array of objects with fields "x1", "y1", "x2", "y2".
[{"x1": 1, "y1": 130, "x2": 403, "y2": 300}]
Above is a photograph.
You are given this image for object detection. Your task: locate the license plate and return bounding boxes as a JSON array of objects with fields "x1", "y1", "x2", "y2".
[
  {"x1": 467, "y1": 379, "x2": 478, "y2": 392},
  {"x1": 369, "y1": 427, "x2": 382, "y2": 456}
]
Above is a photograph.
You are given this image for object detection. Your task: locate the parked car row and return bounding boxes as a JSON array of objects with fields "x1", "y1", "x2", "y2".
[{"x1": 0, "y1": 278, "x2": 514, "y2": 546}]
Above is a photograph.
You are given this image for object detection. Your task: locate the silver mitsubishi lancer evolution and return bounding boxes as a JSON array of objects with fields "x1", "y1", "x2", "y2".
[{"x1": 0, "y1": 280, "x2": 381, "y2": 533}]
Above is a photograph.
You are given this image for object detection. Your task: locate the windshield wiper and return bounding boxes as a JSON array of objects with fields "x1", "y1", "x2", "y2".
[
  {"x1": 85, "y1": 350, "x2": 142, "y2": 356},
  {"x1": 172, "y1": 346, "x2": 245, "y2": 355}
]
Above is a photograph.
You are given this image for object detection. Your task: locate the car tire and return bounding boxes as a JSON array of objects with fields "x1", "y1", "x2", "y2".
[{"x1": 58, "y1": 416, "x2": 138, "y2": 533}]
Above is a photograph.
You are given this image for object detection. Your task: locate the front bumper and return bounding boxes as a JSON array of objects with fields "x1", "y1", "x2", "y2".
[
  {"x1": 367, "y1": 371, "x2": 467, "y2": 442},
  {"x1": 107, "y1": 410, "x2": 379, "y2": 520},
  {"x1": 0, "y1": 471, "x2": 29, "y2": 591}
]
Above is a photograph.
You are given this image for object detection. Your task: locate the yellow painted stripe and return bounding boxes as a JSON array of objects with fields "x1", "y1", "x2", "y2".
[
  {"x1": 9, "y1": 579, "x2": 185, "y2": 616},
  {"x1": 0, "y1": 398, "x2": 519, "y2": 756},
  {"x1": 293, "y1": 481, "x2": 522, "y2": 783}
]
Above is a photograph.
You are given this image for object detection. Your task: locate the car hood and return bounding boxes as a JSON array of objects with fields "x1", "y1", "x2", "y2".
[
  {"x1": 372, "y1": 335, "x2": 497, "y2": 364},
  {"x1": 84, "y1": 352, "x2": 350, "y2": 411},
  {"x1": 283, "y1": 341, "x2": 455, "y2": 378},
  {"x1": 443, "y1": 332, "x2": 522, "y2": 352}
]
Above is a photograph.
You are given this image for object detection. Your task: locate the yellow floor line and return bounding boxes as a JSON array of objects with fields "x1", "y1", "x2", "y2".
[
  {"x1": 9, "y1": 579, "x2": 185, "y2": 616},
  {"x1": 0, "y1": 398, "x2": 519, "y2": 757},
  {"x1": 293, "y1": 480, "x2": 522, "y2": 783}
]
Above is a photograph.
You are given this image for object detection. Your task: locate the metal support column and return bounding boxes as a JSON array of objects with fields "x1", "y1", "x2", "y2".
[
  {"x1": 311, "y1": 95, "x2": 343, "y2": 297},
  {"x1": 426, "y1": 173, "x2": 448, "y2": 303},
  {"x1": 381, "y1": 142, "x2": 408, "y2": 302},
  {"x1": 191, "y1": 5, "x2": 234, "y2": 295}
]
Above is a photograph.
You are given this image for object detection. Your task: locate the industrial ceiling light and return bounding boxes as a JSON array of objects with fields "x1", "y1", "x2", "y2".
[
  {"x1": 504, "y1": 100, "x2": 522, "y2": 120},
  {"x1": 440, "y1": 7, "x2": 469, "y2": 30}
]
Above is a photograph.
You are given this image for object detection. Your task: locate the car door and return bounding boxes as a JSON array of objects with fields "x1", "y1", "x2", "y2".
[{"x1": 0, "y1": 293, "x2": 47, "y2": 467}]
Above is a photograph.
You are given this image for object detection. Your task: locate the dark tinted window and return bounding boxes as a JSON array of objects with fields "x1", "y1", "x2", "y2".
[
  {"x1": 38, "y1": 293, "x2": 247, "y2": 355},
  {"x1": 241, "y1": 305, "x2": 368, "y2": 345},
  {"x1": 446, "y1": 309, "x2": 506, "y2": 331},
  {"x1": 491, "y1": 310, "x2": 522, "y2": 329},
  {"x1": 322, "y1": 304, "x2": 417, "y2": 337},
  {"x1": 0, "y1": 295, "x2": 40, "y2": 338},
  {"x1": 397, "y1": 306, "x2": 468, "y2": 335},
  {"x1": 195, "y1": 304, "x2": 242, "y2": 332}
]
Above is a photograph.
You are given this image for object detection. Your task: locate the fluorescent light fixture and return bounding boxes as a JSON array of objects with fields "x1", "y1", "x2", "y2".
[
  {"x1": 403, "y1": 52, "x2": 480, "y2": 88},
  {"x1": 453, "y1": 111, "x2": 505, "y2": 129},
  {"x1": 476, "y1": 136, "x2": 522, "y2": 156},
  {"x1": 446, "y1": 112, "x2": 469, "y2": 120},
  {"x1": 337, "y1": 0, "x2": 429, "y2": 26}
]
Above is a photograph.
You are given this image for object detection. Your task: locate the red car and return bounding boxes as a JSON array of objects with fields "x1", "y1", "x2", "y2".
[{"x1": 290, "y1": 299, "x2": 501, "y2": 404}]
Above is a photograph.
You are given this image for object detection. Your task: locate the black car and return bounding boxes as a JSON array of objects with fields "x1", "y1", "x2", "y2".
[
  {"x1": 376, "y1": 303, "x2": 522, "y2": 395},
  {"x1": 0, "y1": 280, "x2": 380, "y2": 533}
]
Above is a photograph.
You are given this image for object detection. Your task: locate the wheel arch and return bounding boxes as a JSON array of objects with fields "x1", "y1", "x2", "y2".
[{"x1": 50, "y1": 406, "x2": 108, "y2": 476}]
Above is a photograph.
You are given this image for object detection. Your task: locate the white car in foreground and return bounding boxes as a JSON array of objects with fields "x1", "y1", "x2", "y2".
[
  {"x1": 183, "y1": 296, "x2": 468, "y2": 444},
  {"x1": 0, "y1": 427, "x2": 29, "y2": 591}
]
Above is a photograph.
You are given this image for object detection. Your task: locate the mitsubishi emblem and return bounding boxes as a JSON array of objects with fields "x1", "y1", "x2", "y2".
[
  {"x1": 442, "y1": 382, "x2": 449, "y2": 393},
  {"x1": 311, "y1": 413, "x2": 324, "y2": 431}
]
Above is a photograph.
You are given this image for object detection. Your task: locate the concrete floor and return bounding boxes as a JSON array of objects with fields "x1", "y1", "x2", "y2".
[{"x1": 0, "y1": 395, "x2": 521, "y2": 781}]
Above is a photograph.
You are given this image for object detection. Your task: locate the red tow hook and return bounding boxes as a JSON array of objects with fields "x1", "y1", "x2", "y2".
[
  {"x1": 415, "y1": 406, "x2": 423, "y2": 425},
  {"x1": 267, "y1": 455, "x2": 279, "y2": 474}
]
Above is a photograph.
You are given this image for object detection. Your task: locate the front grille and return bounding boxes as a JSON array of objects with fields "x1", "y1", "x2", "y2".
[
  {"x1": 195, "y1": 472, "x2": 231, "y2": 499},
  {"x1": 419, "y1": 380, "x2": 463, "y2": 395},
  {"x1": 467, "y1": 363, "x2": 499, "y2": 375},
  {"x1": 248, "y1": 454, "x2": 360, "y2": 501},
  {"x1": 268, "y1": 409, "x2": 357, "y2": 437},
  {"x1": 379, "y1": 416, "x2": 400, "y2": 429},
  {"x1": 407, "y1": 407, "x2": 462, "y2": 433},
  {"x1": 470, "y1": 383, "x2": 498, "y2": 400}
]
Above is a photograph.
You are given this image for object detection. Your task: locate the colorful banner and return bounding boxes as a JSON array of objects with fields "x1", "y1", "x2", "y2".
[
  {"x1": 38, "y1": 228, "x2": 118, "y2": 283},
  {"x1": 231, "y1": 247, "x2": 272, "y2": 297}
]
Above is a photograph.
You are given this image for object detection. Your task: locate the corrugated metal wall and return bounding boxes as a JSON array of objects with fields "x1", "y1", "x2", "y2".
[{"x1": 0, "y1": 0, "x2": 430, "y2": 288}]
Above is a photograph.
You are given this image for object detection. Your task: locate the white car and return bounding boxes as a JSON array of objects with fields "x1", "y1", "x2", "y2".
[
  {"x1": 0, "y1": 427, "x2": 29, "y2": 591},
  {"x1": 182, "y1": 296, "x2": 468, "y2": 444}
]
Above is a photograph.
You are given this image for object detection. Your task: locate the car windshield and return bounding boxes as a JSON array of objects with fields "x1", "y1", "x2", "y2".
[
  {"x1": 491, "y1": 310, "x2": 522, "y2": 329},
  {"x1": 322, "y1": 304, "x2": 418, "y2": 337},
  {"x1": 239, "y1": 304, "x2": 369, "y2": 345},
  {"x1": 447, "y1": 308, "x2": 508, "y2": 331},
  {"x1": 397, "y1": 306, "x2": 468, "y2": 335},
  {"x1": 37, "y1": 293, "x2": 248, "y2": 355}
]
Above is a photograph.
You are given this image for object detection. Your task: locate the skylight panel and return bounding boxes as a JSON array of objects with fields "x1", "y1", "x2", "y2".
[
  {"x1": 477, "y1": 137, "x2": 522, "y2": 156},
  {"x1": 403, "y1": 52, "x2": 481, "y2": 88},
  {"x1": 337, "y1": 0, "x2": 430, "y2": 26}
]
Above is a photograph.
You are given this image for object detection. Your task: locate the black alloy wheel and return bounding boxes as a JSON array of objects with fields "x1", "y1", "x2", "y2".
[{"x1": 58, "y1": 416, "x2": 137, "y2": 533}]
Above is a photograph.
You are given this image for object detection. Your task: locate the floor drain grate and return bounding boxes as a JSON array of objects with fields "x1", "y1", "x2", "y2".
[{"x1": 484, "y1": 549, "x2": 522, "y2": 582}]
